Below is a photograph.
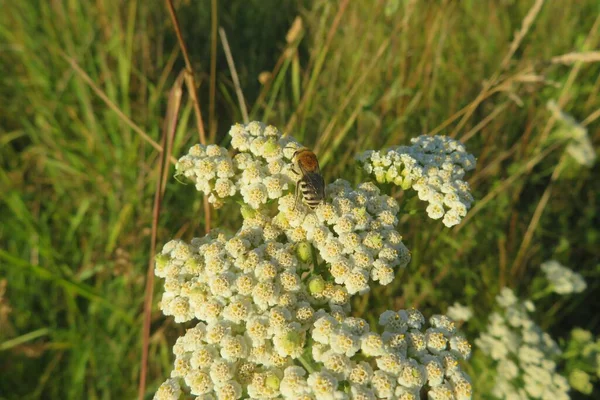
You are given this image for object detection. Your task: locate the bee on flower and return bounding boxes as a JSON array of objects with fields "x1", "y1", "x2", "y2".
[{"x1": 288, "y1": 146, "x2": 326, "y2": 210}]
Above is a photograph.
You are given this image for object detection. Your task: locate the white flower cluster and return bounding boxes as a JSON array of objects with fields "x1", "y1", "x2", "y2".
[
  {"x1": 475, "y1": 288, "x2": 569, "y2": 400},
  {"x1": 154, "y1": 226, "x2": 317, "y2": 399},
  {"x1": 278, "y1": 179, "x2": 411, "y2": 295},
  {"x1": 357, "y1": 135, "x2": 476, "y2": 228},
  {"x1": 446, "y1": 302, "x2": 473, "y2": 322},
  {"x1": 155, "y1": 265, "x2": 473, "y2": 400},
  {"x1": 176, "y1": 122, "x2": 410, "y2": 295},
  {"x1": 304, "y1": 310, "x2": 472, "y2": 400},
  {"x1": 547, "y1": 100, "x2": 596, "y2": 168},
  {"x1": 176, "y1": 122, "x2": 298, "y2": 209},
  {"x1": 540, "y1": 260, "x2": 587, "y2": 295},
  {"x1": 155, "y1": 122, "x2": 474, "y2": 399}
]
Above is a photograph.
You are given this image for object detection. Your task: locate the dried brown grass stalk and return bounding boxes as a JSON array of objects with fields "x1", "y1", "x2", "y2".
[
  {"x1": 219, "y1": 27, "x2": 250, "y2": 124},
  {"x1": 551, "y1": 51, "x2": 600, "y2": 64},
  {"x1": 60, "y1": 53, "x2": 177, "y2": 165},
  {"x1": 165, "y1": 0, "x2": 212, "y2": 234},
  {"x1": 285, "y1": 0, "x2": 350, "y2": 134},
  {"x1": 446, "y1": 0, "x2": 546, "y2": 139},
  {"x1": 138, "y1": 73, "x2": 184, "y2": 400}
]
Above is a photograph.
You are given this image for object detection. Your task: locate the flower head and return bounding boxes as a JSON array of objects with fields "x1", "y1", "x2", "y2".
[
  {"x1": 357, "y1": 135, "x2": 476, "y2": 227},
  {"x1": 541, "y1": 260, "x2": 587, "y2": 295},
  {"x1": 446, "y1": 302, "x2": 473, "y2": 322},
  {"x1": 475, "y1": 288, "x2": 567, "y2": 399},
  {"x1": 547, "y1": 100, "x2": 596, "y2": 168},
  {"x1": 155, "y1": 122, "x2": 473, "y2": 399}
]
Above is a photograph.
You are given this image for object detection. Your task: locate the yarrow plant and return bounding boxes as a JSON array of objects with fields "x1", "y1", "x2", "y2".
[
  {"x1": 546, "y1": 100, "x2": 596, "y2": 168},
  {"x1": 356, "y1": 135, "x2": 476, "y2": 228},
  {"x1": 446, "y1": 303, "x2": 473, "y2": 323},
  {"x1": 540, "y1": 260, "x2": 587, "y2": 295},
  {"x1": 155, "y1": 122, "x2": 477, "y2": 399},
  {"x1": 475, "y1": 288, "x2": 570, "y2": 400}
]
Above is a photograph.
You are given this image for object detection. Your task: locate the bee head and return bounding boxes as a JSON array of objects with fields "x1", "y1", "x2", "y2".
[{"x1": 292, "y1": 147, "x2": 309, "y2": 158}]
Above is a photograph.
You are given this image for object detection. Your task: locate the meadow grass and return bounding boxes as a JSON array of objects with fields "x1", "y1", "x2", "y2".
[{"x1": 1, "y1": 0, "x2": 599, "y2": 398}]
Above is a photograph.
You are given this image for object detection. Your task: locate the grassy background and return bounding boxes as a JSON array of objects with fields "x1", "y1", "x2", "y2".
[{"x1": 1, "y1": 0, "x2": 599, "y2": 398}]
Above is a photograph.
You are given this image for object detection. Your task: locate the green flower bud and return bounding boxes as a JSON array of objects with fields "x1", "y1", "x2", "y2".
[
  {"x1": 308, "y1": 276, "x2": 326, "y2": 295},
  {"x1": 365, "y1": 232, "x2": 383, "y2": 249},
  {"x1": 262, "y1": 137, "x2": 280, "y2": 157},
  {"x1": 385, "y1": 168, "x2": 398, "y2": 183},
  {"x1": 184, "y1": 257, "x2": 203, "y2": 274},
  {"x1": 273, "y1": 212, "x2": 286, "y2": 223},
  {"x1": 281, "y1": 331, "x2": 306, "y2": 354},
  {"x1": 296, "y1": 242, "x2": 312, "y2": 263},
  {"x1": 266, "y1": 374, "x2": 280, "y2": 390},
  {"x1": 401, "y1": 177, "x2": 413, "y2": 190},
  {"x1": 241, "y1": 204, "x2": 257, "y2": 219},
  {"x1": 155, "y1": 254, "x2": 169, "y2": 274}
]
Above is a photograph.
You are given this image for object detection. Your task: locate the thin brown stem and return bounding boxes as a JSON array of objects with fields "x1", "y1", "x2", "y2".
[
  {"x1": 456, "y1": 142, "x2": 561, "y2": 231},
  {"x1": 449, "y1": 0, "x2": 546, "y2": 138},
  {"x1": 165, "y1": 0, "x2": 211, "y2": 234},
  {"x1": 510, "y1": 155, "x2": 566, "y2": 279},
  {"x1": 219, "y1": 27, "x2": 249, "y2": 124},
  {"x1": 285, "y1": 0, "x2": 350, "y2": 134},
  {"x1": 166, "y1": 0, "x2": 208, "y2": 145},
  {"x1": 250, "y1": 18, "x2": 304, "y2": 118},
  {"x1": 582, "y1": 107, "x2": 600, "y2": 127},
  {"x1": 60, "y1": 52, "x2": 177, "y2": 165},
  {"x1": 538, "y1": 15, "x2": 600, "y2": 145},
  {"x1": 459, "y1": 102, "x2": 509, "y2": 143},
  {"x1": 499, "y1": 0, "x2": 546, "y2": 72},
  {"x1": 137, "y1": 78, "x2": 182, "y2": 400},
  {"x1": 551, "y1": 51, "x2": 600, "y2": 65},
  {"x1": 314, "y1": 37, "x2": 392, "y2": 154},
  {"x1": 162, "y1": 72, "x2": 185, "y2": 194}
]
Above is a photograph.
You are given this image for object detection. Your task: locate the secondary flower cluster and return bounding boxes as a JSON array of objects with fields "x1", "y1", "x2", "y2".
[
  {"x1": 155, "y1": 299, "x2": 473, "y2": 400},
  {"x1": 155, "y1": 122, "x2": 474, "y2": 399},
  {"x1": 176, "y1": 122, "x2": 298, "y2": 209},
  {"x1": 278, "y1": 179, "x2": 411, "y2": 295},
  {"x1": 307, "y1": 310, "x2": 472, "y2": 400},
  {"x1": 446, "y1": 303, "x2": 473, "y2": 323},
  {"x1": 547, "y1": 100, "x2": 596, "y2": 168},
  {"x1": 356, "y1": 135, "x2": 476, "y2": 228},
  {"x1": 475, "y1": 288, "x2": 569, "y2": 400},
  {"x1": 540, "y1": 260, "x2": 587, "y2": 295}
]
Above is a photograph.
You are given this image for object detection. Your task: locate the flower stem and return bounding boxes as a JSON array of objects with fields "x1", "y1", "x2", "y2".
[
  {"x1": 311, "y1": 244, "x2": 321, "y2": 273},
  {"x1": 531, "y1": 285, "x2": 555, "y2": 300},
  {"x1": 298, "y1": 354, "x2": 316, "y2": 374}
]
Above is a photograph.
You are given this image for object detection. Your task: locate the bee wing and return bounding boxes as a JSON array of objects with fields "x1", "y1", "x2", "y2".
[{"x1": 304, "y1": 172, "x2": 325, "y2": 199}]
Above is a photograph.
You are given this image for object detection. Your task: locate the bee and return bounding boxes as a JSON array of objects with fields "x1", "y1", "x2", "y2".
[{"x1": 290, "y1": 147, "x2": 325, "y2": 210}]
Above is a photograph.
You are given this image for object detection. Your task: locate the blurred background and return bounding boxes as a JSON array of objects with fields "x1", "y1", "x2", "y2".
[{"x1": 1, "y1": 0, "x2": 599, "y2": 398}]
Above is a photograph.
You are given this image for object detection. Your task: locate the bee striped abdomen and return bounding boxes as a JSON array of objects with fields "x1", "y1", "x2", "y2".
[{"x1": 299, "y1": 178, "x2": 323, "y2": 209}]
